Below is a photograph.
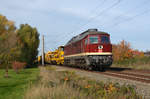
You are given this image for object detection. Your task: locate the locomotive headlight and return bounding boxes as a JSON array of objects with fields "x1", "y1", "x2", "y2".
[{"x1": 98, "y1": 45, "x2": 103, "y2": 49}]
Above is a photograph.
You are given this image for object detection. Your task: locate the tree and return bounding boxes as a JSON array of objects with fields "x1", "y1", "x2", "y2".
[
  {"x1": 17, "y1": 24, "x2": 40, "y2": 67},
  {"x1": 0, "y1": 14, "x2": 17, "y2": 77},
  {"x1": 112, "y1": 40, "x2": 133, "y2": 62},
  {"x1": 113, "y1": 40, "x2": 145, "y2": 63}
]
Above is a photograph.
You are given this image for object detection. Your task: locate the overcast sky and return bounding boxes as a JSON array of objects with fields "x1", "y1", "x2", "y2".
[{"x1": 0, "y1": 0, "x2": 150, "y2": 54}]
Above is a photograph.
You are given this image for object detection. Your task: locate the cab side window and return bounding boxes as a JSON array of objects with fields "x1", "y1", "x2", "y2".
[{"x1": 85, "y1": 38, "x2": 88, "y2": 45}]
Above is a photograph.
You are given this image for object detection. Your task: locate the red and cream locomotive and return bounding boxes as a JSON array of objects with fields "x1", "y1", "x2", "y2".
[{"x1": 64, "y1": 29, "x2": 113, "y2": 71}]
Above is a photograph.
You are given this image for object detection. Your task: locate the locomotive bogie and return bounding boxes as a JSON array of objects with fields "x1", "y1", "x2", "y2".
[
  {"x1": 88, "y1": 55, "x2": 113, "y2": 67},
  {"x1": 64, "y1": 54, "x2": 112, "y2": 70}
]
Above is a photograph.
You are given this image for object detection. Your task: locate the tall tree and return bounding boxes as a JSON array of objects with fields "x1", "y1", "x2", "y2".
[
  {"x1": 0, "y1": 14, "x2": 17, "y2": 77},
  {"x1": 112, "y1": 40, "x2": 133, "y2": 62},
  {"x1": 17, "y1": 24, "x2": 40, "y2": 67}
]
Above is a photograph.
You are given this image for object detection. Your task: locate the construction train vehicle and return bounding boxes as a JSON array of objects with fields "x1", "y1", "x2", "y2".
[
  {"x1": 38, "y1": 46, "x2": 64, "y2": 65},
  {"x1": 37, "y1": 56, "x2": 42, "y2": 64},
  {"x1": 50, "y1": 46, "x2": 64, "y2": 65},
  {"x1": 38, "y1": 29, "x2": 113, "y2": 71}
]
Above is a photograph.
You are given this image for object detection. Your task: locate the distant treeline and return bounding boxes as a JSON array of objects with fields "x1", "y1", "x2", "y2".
[{"x1": 0, "y1": 14, "x2": 40, "y2": 69}]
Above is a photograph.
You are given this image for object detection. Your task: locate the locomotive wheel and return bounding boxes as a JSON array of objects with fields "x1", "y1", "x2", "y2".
[
  {"x1": 88, "y1": 66, "x2": 93, "y2": 71},
  {"x1": 98, "y1": 66, "x2": 104, "y2": 71},
  {"x1": 99, "y1": 66, "x2": 103, "y2": 71},
  {"x1": 83, "y1": 66, "x2": 86, "y2": 70}
]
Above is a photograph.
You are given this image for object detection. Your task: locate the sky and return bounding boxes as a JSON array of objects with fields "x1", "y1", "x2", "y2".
[{"x1": 0, "y1": 0, "x2": 150, "y2": 54}]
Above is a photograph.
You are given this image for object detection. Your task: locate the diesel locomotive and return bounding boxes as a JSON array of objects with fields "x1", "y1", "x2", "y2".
[{"x1": 64, "y1": 29, "x2": 113, "y2": 70}]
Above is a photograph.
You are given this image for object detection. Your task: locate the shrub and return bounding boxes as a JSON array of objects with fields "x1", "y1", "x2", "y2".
[
  {"x1": 12, "y1": 61, "x2": 26, "y2": 73},
  {"x1": 112, "y1": 40, "x2": 146, "y2": 67}
]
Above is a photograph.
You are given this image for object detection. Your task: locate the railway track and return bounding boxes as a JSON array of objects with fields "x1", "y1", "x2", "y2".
[
  {"x1": 100, "y1": 71, "x2": 150, "y2": 83},
  {"x1": 56, "y1": 65, "x2": 150, "y2": 84}
]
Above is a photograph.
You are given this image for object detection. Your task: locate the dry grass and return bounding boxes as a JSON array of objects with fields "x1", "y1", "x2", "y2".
[
  {"x1": 24, "y1": 66, "x2": 142, "y2": 99},
  {"x1": 24, "y1": 67, "x2": 91, "y2": 99},
  {"x1": 25, "y1": 83, "x2": 92, "y2": 99}
]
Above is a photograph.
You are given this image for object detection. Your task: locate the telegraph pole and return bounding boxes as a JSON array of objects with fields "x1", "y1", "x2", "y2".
[{"x1": 42, "y1": 35, "x2": 45, "y2": 66}]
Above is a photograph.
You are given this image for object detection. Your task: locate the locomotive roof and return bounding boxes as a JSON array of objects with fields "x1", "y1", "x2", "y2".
[{"x1": 65, "y1": 29, "x2": 109, "y2": 46}]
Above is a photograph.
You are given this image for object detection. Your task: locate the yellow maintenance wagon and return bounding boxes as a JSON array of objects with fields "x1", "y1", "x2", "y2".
[
  {"x1": 38, "y1": 46, "x2": 64, "y2": 65},
  {"x1": 55, "y1": 46, "x2": 64, "y2": 65}
]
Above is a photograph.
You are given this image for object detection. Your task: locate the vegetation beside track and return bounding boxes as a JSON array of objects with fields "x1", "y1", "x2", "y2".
[
  {"x1": 0, "y1": 68, "x2": 39, "y2": 99},
  {"x1": 24, "y1": 66, "x2": 142, "y2": 99},
  {"x1": 112, "y1": 40, "x2": 150, "y2": 70},
  {"x1": 112, "y1": 56, "x2": 150, "y2": 70}
]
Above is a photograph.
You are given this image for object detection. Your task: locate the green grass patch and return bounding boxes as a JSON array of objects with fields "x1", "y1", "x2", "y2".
[{"x1": 0, "y1": 68, "x2": 39, "y2": 99}]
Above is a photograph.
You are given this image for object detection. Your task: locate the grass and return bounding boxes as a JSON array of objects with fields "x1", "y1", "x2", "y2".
[
  {"x1": 0, "y1": 68, "x2": 39, "y2": 99},
  {"x1": 24, "y1": 66, "x2": 143, "y2": 99},
  {"x1": 112, "y1": 56, "x2": 150, "y2": 70}
]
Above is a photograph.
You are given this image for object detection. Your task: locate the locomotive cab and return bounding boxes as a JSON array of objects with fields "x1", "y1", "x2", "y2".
[{"x1": 82, "y1": 33, "x2": 113, "y2": 69}]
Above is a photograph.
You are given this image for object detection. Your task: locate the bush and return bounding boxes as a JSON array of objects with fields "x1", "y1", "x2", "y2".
[
  {"x1": 113, "y1": 56, "x2": 150, "y2": 70},
  {"x1": 12, "y1": 61, "x2": 26, "y2": 73},
  {"x1": 112, "y1": 40, "x2": 149, "y2": 69}
]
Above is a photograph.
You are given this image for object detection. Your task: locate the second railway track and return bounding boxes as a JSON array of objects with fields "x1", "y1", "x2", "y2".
[
  {"x1": 55, "y1": 65, "x2": 150, "y2": 84},
  {"x1": 101, "y1": 71, "x2": 150, "y2": 83}
]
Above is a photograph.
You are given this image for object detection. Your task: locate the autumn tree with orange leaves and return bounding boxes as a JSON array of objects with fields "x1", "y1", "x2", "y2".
[
  {"x1": 112, "y1": 40, "x2": 144, "y2": 62},
  {"x1": 112, "y1": 40, "x2": 132, "y2": 61}
]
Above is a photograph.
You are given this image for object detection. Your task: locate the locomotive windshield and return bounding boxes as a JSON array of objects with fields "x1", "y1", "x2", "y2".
[
  {"x1": 89, "y1": 36, "x2": 98, "y2": 44},
  {"x1": 101, "y1": 36, "x2": 109, "y2": 43}
]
